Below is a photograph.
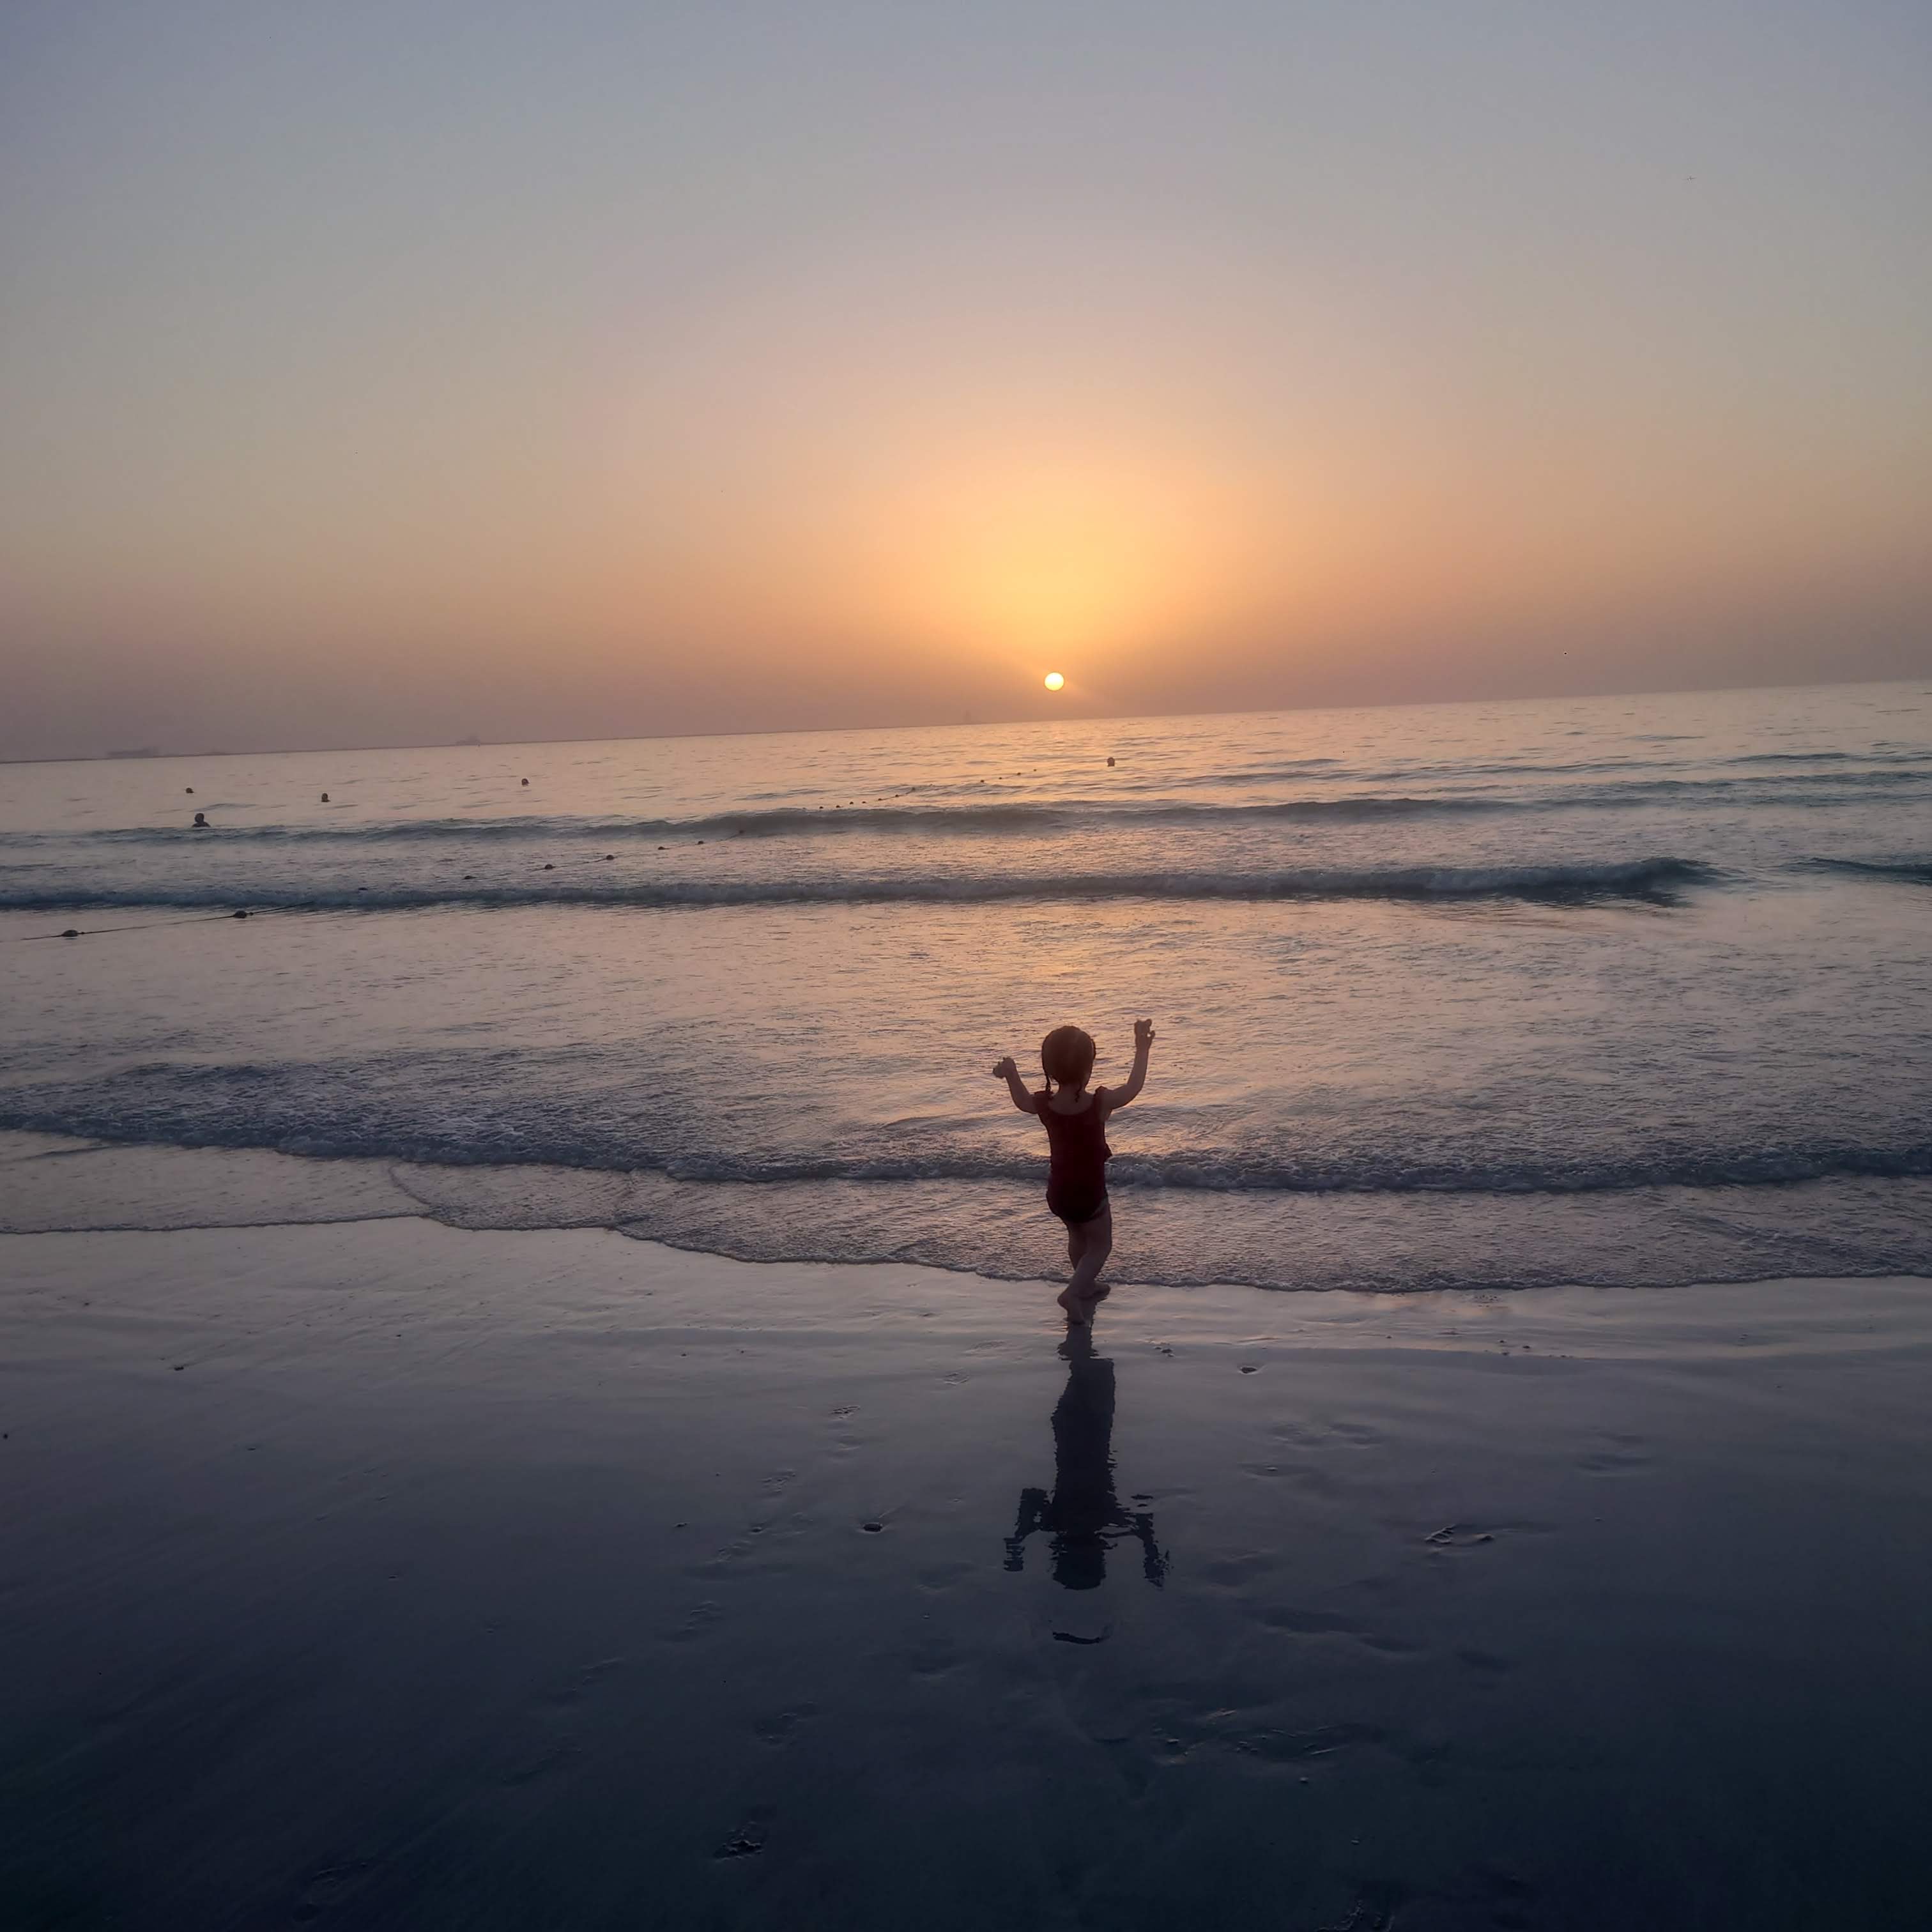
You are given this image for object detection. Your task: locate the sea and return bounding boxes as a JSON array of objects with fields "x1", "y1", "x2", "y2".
[{"x1": 3, "y1": 681, "x2": 1929, "y2": 1296}]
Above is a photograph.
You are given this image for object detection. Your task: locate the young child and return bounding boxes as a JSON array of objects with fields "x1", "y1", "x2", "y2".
[{"x1": 993, "y1": 1018, "x2": 1155, "y2": 1324}]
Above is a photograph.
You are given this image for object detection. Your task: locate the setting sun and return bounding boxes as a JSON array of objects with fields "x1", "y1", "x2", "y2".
[{"x1": 1043, "y1": 671, "x2": 1066, "y2": 691}]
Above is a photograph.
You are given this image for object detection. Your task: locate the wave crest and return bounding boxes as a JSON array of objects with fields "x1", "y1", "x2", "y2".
[
  {"x1": 6, "y1": 795, "x2": 1517, "y2": 846},
  {"x1": 1, "y1": 1102, "x2": 1928, "y2": 1195},
  {"x1": 1802, "y1": 857, "x2": 1932, "y2": 885},
  {"x1": 0, "y1": 856, "x2": 1717, "y2": 914}
]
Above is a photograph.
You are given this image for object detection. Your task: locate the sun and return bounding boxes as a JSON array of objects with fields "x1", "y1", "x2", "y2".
[{"x1": 1043, "y1": 670, "x2": 1065, "y2": 691}]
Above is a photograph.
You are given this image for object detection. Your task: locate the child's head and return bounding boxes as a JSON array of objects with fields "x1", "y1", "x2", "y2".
[{"x1": 1041, "y1": 1025, "x2": 1096, "y2": 1093}]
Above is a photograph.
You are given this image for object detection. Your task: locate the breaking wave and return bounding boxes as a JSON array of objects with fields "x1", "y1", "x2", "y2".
[
  {"x1": 1801, "y1": 857, "x2": 1932, "y2": 885},
  {"x1": 1, "y1": 1091, "x2": 1928, "y2": 1195},
  {"x1": 0, "y1": 856, "x2": 1719, "y2": 914},
  {"x1": 4, "y1": 797, "x2": 1512, "y2": 845}
]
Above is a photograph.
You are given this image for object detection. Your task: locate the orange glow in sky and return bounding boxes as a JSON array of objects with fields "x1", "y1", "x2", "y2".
[{"x1": 1, "y1": 6, "x2": 1928, "y2": 756}]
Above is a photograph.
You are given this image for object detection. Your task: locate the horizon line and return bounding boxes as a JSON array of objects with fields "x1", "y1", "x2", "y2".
[{"x1": 3, "y1": 669, "x2": 1927, "y2": 769}]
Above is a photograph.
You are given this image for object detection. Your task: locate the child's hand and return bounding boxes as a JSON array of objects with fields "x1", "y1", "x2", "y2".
[
  {"x1": 1134, "y1": 1018, "x2": 1156, "y2": 1050},
  {"x1": 993, "y1": 1055, "x2": 1018, "y2": 1080}
]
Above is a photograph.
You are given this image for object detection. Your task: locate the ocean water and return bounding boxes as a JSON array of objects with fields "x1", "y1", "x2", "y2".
[{"x1": 3, "y1": 682, "x2": 1930, "y2": 1294}]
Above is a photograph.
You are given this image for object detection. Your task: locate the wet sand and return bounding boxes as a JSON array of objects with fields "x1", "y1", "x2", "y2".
[{"x1": 3, "y1": 1220, "x2": 1930, "y2": 1929}]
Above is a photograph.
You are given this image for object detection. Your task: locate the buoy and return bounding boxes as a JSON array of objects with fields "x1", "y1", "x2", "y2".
[
  {"x1": 542, "y1": 863, "x2": 555, "y2": 870},
  {"x1": 185, "y1": 787, "x2": 194, "y2": 795},
  {"x1": 463, "y1": 873, "x2": 473, "y2": 880},
  {"x1": 603, "y1": 853, "x2": 614, "y2": 860}
]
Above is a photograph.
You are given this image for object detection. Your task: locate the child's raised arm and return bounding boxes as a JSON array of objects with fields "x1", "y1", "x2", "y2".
[
  {"x1": 992, "y1": 1055, "x2": 1039, "y2": 1114},
  {"x1": 1103, "y1": 1018, "x2": 1156, "y2": 1115}
]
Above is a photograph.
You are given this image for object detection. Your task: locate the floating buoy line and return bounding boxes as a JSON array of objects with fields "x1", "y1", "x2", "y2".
[
  {"x1": 12, "y1": 907, "x2": 322, "y2": 944},
  {"x1": 17, "y1": 757, "x2": 1131, "y2": 943}
]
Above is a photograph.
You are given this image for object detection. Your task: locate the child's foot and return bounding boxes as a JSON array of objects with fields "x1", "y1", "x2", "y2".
[{"x1": 1057, "y1": 1287, "x2": 1091, "y2": 1324}]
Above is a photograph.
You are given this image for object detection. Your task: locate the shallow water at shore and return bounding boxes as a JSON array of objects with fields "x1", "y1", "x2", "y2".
[{"x1": 4, "y1": 682, "x2": 1931, "y2": 1294}]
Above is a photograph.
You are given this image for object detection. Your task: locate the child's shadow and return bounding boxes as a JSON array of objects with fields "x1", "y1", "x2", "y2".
[{"x1": 1003, "y1": 1331, "x2": 1167, "y2": 1590}]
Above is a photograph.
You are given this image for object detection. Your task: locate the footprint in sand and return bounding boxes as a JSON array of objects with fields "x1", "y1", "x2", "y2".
[
  {"x1": 1424, "y1": 1523, "x2": 1494, "y2": 1548},
  {"x1": 664, "y1": 1601, "x2": 724, "y2": 1641},
  {"x1": 289, "y1": 1860, "x2": 377, "y2": 1922},
  {"x1": 753, "y1": 1704, "x2": 820, "y2": 1745},
  {"x1": 714, "y1": 1818, "x2": 769, "y2": 1859},
  {"x1": 540, "y1": 1656, "x2": 624, "y2": 1706}
]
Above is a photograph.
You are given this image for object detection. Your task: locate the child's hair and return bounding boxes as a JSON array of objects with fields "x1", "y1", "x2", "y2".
[{"x1": 1040, "y1": 1025, "x2": 1096, "y2": 1096}]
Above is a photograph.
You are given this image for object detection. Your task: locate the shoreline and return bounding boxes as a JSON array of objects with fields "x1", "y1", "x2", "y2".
[
  {"x1": 6, "y1": 1131, "x2": 1932, "y2": 1300},
  {"x1": 11, "y1": 1206, "x2": 1932, "y2": 1308},
  {"x1": 8, "y1": 1215, "x2": 1932, "y2": 1354},
  {"x1": 5, "y1": 1219, "x2": 1931, "y2": 1928}
]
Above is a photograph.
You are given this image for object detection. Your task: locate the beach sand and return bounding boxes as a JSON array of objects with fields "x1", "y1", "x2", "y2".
[{"x1": 4, "y1": 1220, "x2": 1929, "y2": 1929}]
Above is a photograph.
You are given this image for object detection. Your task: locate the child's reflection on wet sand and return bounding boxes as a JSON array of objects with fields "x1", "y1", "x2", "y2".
[{"x1": 1004, "y1": 1328, "x2": 1167, "y2": 1590}]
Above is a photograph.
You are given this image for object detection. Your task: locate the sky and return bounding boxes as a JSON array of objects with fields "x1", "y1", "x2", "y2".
[{"x1": 3, "y1": 1, "x2": 1929, "y2": 757}]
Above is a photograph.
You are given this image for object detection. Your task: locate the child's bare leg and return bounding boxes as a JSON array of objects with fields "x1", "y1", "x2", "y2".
[
  {"x1": 1064, "y1": 1208, "x2": 1113, "y2": 1311},
  {"x1": 1056, "y1": 1220, "x2": 1089, "y2": 1320},
  {"x1": 1057, "y1": 1215, "x2": 1092, "y2": 1316}
]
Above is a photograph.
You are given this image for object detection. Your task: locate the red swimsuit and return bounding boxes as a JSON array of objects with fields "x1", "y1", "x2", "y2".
[{"x1": 1039, "y1": 1088, "x2": 1112, "y2": 1225}]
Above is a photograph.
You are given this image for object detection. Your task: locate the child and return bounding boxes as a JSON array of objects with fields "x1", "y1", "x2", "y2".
[{"x1": 993, "y1": 1018, "x2": 1155, "y2": 1324}]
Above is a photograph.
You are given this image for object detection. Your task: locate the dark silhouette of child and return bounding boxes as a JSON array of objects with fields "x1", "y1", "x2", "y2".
[{"x1": 993, "y1": 1018, "x2": 1154, "y2": 1324}]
